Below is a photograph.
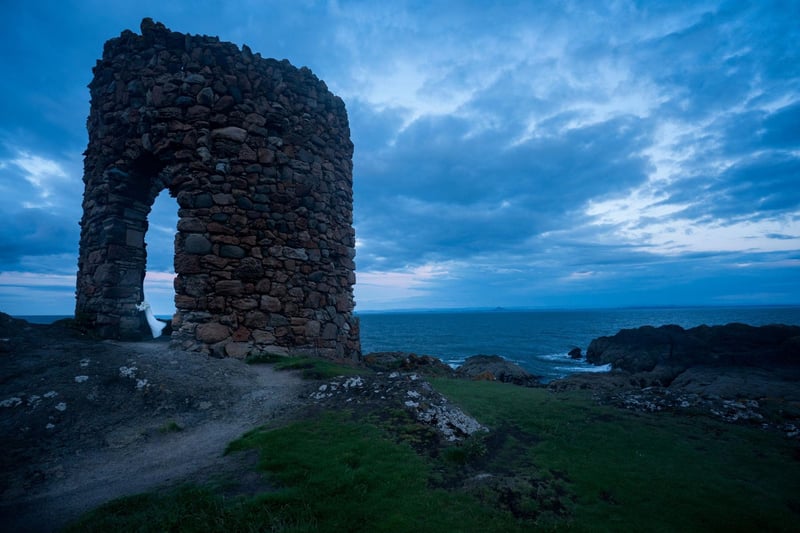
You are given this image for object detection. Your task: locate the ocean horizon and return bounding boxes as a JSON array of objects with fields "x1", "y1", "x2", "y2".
[{"x1": 13, "y1": 305, "x2": 800, "y2": 382}]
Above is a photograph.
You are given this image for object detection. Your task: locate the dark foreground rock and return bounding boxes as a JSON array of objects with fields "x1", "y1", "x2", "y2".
[
  {"x1": 456, "y1": 355, "x2": 541, "y2": 387},
  {"x1": 0, "y1": 316, "x2": 498, "y2": 529},
  {"x1": 0, "y1": 313, "x2": 305, "y2": 532}
]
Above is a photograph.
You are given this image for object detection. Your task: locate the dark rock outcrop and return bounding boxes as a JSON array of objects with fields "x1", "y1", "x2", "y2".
[
  {"x1": 669, "y1": 365, "x2": 800, "y2": 400},
  {"x1": 456, "y1": 355, "x2": 541, "y2": 387},
  {"x1": 363, "y1": 352, "x2": 455, "y2": 377},
  {"x1": 586, "y1": 323, "x2": 800, "y2": 374},
  {"x1": 363, "y1": 352, "x2": 543, "y2": 385},
  {"x1": 568, "y1": 347, "x2": 582, "y2": 359},
  {"x1": 551, "y1": 323, "x2": 800, "y2": 434}
]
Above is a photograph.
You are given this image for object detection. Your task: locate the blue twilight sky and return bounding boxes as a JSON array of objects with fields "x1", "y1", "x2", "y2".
[{"x1": 0, "y1": 0, "x2": 798, "y2": 315}]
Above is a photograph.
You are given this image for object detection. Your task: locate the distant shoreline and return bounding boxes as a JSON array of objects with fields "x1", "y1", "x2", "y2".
[
  {"x1": 354, "y1": 303, "x2": 800, "y2": 315},
  {"x1": 13, "y1": 303, "x2": 800, "y2": 325},
  {"x1": 11, "y1": 303, "x2": 800, "y2": 324}
]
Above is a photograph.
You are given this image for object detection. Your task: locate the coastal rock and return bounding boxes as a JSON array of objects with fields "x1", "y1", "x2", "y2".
[
  {"x1": 401, "y1": 354, "x2": 456, "y2": 376},
  {"x1": 551, "y1": 322, "x2": 800, "y2": 428},
  {"x1": 360, "y1": 351, "x2": 408, "y2": 371},
  {"x1": 457, "y1": 355, "x2": 541, "y2": 387},
  {"x1": 669, "y1": 365, "x2": 800, "y2": 401},
  {"x1": 568, "y1": 347, "x2": 582, "y2": 359},
  {"x1": 585, "y1": 323, "x2": 800, "y2": 374},
  {"x1": 363, "y1": 352, "x2": 455, "y2": 377}
]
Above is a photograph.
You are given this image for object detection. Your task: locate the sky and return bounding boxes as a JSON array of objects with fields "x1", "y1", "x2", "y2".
[{"x1": 0, "y1": 0, "x2": 798, "y2": 315}]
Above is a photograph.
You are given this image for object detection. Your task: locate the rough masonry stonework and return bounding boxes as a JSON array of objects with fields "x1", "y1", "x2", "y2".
[{"x1": 75, "y1": 18, "x2": 360, "y2": 360}]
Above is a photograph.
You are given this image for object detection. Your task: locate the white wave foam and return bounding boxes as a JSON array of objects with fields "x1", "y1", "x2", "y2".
[
  {"x1": 555, "y1": 363, "x2": 612, "y2": 373},
  {"x1": 538, "y1": 352, "x2": 571, "y2": 361}
]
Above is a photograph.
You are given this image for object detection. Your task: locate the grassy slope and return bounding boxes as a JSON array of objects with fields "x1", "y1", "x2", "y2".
[
  {"x1": 66, "y1": 375, "x2": 800, "y2": 532},
  {"x1": 67, "y1": 412, "x2": 519, "y2": 533},
  {"x1": 433, "y1": 379, "x2": 800, "y2": 532}
]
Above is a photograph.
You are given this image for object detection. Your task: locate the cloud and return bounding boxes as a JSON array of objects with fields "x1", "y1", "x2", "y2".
[
  {"x1": 144, "y1": 191, "x2": 180, "y2": 272},
  {"x1": 142, "y1": 270, "x2": 177, "y2": 313},
  {"x1": 7, "y1": 151, "x2": 68, "y2": 205},
  {"x1": 0, "y1": 271, "x2": 75, "y2": 288},
  {"x1": 355, "y1": 109, "x2": 653, "y2": 271},
  {"x1": 761, "y1": 101, "x2": 800, "y2": 148},
  {"x1": 1, "y1": 1, "x2": 798, "y2": 313},
  {"x1": 0, "y1": 207, "x2": 79, "y2": 269},
  {"x1": 356, "y1": 262, "x2": 453, "y2": 309}
]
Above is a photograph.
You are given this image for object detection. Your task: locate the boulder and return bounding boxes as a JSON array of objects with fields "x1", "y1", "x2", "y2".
[
  {"x1": 456, "y1": 355, "x2": 541, "y2": 387},
  {"x1": 363, "y1": 352, "x2": 407, "y2": 371},
  {"x1": 471, "y1": 370, "x2": 497, "y2": 382},
  {"x1": 362, "y1": 352, "x2": 455, "y2": 377},
  {"x1": 568, "y1": 347, "x2": 582, "y2": 359},
  {"x1": 401, "y1": 353, "x2": 455, "y2": 377},
  {"x1": 195, "y1": 323, "x2": 230, "y2": 344}
]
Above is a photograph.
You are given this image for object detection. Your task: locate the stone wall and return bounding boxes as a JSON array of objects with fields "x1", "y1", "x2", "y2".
[{"x1": 75, "y1": 18, "x2": 360, "y2": 360}]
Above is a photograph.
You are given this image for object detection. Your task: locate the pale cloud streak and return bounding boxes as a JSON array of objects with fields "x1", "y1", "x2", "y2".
[
  {"x1": 8, "y1": 151, "x2": 68, "y2": 206},
  {"x1": 356, "y1": 262, "x2": 454, "y2": 309},
  {"x1": 0, "y1": 271, "x2": 75, "y2": 287}
]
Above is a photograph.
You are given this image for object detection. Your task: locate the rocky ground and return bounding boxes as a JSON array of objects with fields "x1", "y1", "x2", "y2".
[
  {"x1": 3, "y1": 314, "x2": 799, "y2": 531},
  {"x1": 551, "y1": 322, "x2": 800, "y2": 439},
  {"x1": 305, "y1": 371, "x2": 486, "y2": 441},
  {"x1": 0, "y1": 318, "x2": 494, "y2": 532},
  {"x1": 0, "y1": 315, "x2": 307, "y2": 532},
  {"x1": 549, "y1": 365, "x2": 800, "y2": 439}
]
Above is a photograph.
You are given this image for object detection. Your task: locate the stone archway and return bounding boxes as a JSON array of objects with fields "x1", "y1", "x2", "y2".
[{"x1": 75, "y1": 19, "x2": 360, "y2": 360}]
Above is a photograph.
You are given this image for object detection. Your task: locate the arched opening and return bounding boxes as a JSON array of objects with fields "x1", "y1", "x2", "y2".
[{"x1": 143, "y1": 189, "x2": 179, "y2": 327}]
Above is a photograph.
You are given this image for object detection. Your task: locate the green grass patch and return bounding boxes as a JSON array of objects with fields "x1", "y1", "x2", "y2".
[
  {"x1": 158, "y1": 420, "x2": 183, "y2": 434},
  {"x1": 244, "y1": 351, "x2": 289, "y2": 365},
  {"x1": 226, "y1": 412, "x2": 522, "y2": 532},
  {"x1": 431, "y1": 378, "x2": 800, "y2": 532},
  {"x1": 245, "y1": 352, "x2": 363, "y2": 380},
  {"x1": 66, "y1": 378, "x2": 800, "y2": 532},
  {"x1": 69, "y1": 412, "x2": 524, "y2": 532},
  {"x1": 65, "y1": 486, "x2": 273, "y2": 533}
]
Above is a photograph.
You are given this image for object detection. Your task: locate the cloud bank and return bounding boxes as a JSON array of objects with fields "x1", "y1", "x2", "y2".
[{"x1": 0, "y1": 0, "x2": 797, "y2": 314}]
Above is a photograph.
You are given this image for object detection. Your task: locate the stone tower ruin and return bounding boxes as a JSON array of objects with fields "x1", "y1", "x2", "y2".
[{"x1": 75, "y1": 18, "x2": 360, "y2": 360}]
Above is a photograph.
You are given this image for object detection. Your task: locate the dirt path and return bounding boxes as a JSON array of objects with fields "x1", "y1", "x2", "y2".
[{"x1": 0, "y1": 317, "x2": 306, "y2": 532}]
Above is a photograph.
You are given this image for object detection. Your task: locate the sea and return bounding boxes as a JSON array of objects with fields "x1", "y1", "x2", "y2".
[
  {"x1": 357, "y1": 306, "x2": 800, "y2": 382},
  {"x1": 16, "y1": 306, "x2": 800, "y2": 382}
]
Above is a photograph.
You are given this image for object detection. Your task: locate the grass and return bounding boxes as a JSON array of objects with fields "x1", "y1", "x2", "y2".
[
  {"x1": 431, "y1": 378, "x2": 800, "y2": 532},
  {"x1": 68, "y1": 412, "x2": 521, "y2": 533},
  {"x1": 158, "y1": 420, "x2": 183, "y2": 433},
  {"x1": 66, "y1": 379, "x2": 800, "y2": 532},
  {"x1": 245, "y1": 352, "x2": 362, "y2": 380}
]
